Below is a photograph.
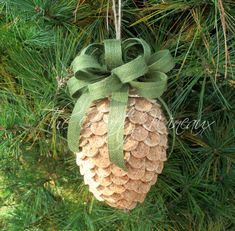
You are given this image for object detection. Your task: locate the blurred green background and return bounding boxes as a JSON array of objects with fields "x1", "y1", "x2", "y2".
[{"x1": 0, "y1": 0, "x2": 235, "y2": 230}]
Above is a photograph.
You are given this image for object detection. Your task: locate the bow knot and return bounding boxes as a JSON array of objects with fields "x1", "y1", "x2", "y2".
[{"x1": 67, "y1": 38, "x2": 174, "y2": 171}]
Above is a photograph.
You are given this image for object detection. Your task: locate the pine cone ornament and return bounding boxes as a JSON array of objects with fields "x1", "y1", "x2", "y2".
[
  {"x1": 67, "y1": 38, "x2": 174, "y2": 210},
  {"x1": 75, "y1": 96, "x2": 168, "y2": 210}
]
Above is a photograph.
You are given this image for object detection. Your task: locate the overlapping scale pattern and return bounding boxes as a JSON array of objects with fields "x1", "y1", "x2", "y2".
[{"x1": 76, "y1": 97, "x2": 168, "y2": 209}]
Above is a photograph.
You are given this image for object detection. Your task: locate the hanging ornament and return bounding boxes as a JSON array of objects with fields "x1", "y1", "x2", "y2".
[{"x1": 67, "y1": 1, "x2": 175, "y2": 210}]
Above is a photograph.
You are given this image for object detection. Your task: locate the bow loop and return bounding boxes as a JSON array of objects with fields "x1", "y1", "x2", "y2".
[
  {"x1": 148, "y1": 50, "x2": 175, "y2": 73},
  {"x1": 104, "y1": 39, "x2": 123, "y2": 69},
  {"x1": 72, "y1": 54, "x2": 102, "y2": 74},
  {"x1": 122, "y1": 38, "x2": 151, "y2": 62},
  {"x1": 112, "y1": 56, "x2": 148, "y2": 83},
  {"x1": 67, "y1": 38, "x2": 175, "y2": 171}
]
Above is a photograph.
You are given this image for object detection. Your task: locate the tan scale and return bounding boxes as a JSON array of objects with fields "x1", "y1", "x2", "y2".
[{"x1": 75, "y1": 97, "x2": 168, "y2": 209}]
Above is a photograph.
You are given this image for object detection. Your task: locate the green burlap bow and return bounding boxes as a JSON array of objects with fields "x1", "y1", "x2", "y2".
[{"x1": 67, "y1": 38, "x2": 175, "y2": 171}]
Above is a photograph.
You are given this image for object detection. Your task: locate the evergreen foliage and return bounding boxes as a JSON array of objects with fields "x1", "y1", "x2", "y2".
[{"x1": 0, "y1": 0, "x2": 234, "y2": 230}]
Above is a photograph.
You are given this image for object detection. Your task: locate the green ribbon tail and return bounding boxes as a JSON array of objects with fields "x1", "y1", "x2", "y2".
[
  {"x1": 107, "y1": 85, "x2": 129, "y2": 171},
  {"x1": 67, "y1": 93, "x2": 93, "y2": 153}
]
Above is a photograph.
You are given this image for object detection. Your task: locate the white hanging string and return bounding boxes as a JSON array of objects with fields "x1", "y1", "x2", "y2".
[
  {"x1": 110, "y1": 0, "x2": 122, "y2": 39},
  {"x1": 106, "y1": 0, "x2": 110, "y2": 33},
  {"x1": 117, "y1": 0, "x2": 121, "y2": 39}
]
